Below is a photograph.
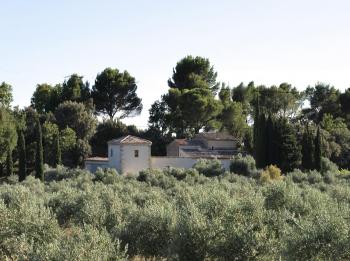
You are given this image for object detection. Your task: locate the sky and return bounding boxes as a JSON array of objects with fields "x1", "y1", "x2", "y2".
[{"x1": 1, "y1": 0, "x2": 350, "y2": 127}]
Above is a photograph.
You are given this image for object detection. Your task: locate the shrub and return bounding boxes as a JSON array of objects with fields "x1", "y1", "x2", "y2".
[
  {"x1": 307, "y1": 170, "x2": 323, "y2": 184},
  {"x1": 287, "y1": 169, "x2": 308, "y2": 183},
  {"x1": 263, "y1": 182, "x2": 288, "y2": 210},
  {"x1": 94, "y1": 167, "x2": 120, "y2": 184},
  {"x1": 193, "y1": 159, "x2": 225, "y2": 177},
  {"x1": 119, "y1": 201, "x2": 175, "y2": 257},
  {"x1": 173, "y1": 204, "x2": 211, "y2": 261},
  {"x1": 320, "y1": 157, "x2": 338, "y2": 174},
  {"x1": 284, "y1": 210, "x2": 350, "y2": 260},
  {"x1": 260, "y1": 165, "x2": 283, "y2": 183},
  {"x1": 230, "y1": 154, "x2": 257, "y2": 177},
  {"x1": 0, "y1": 165, "x2": 350, "y2": 260}
]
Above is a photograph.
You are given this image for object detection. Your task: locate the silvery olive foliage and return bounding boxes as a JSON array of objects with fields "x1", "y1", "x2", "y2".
[{"x1": 0, "y1": 163, "x2": 349, "y2": 260}]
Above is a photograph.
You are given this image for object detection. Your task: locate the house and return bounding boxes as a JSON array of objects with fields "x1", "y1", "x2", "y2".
[
  {"x1": 166, "y1": 132, "x2": 239, "y2": 157},
  {"x1": 85, "y1": 134, "x2": 234, "y2": 174},
  {"x1": 85, "y1": 135, "x2": 152, "y2": 174}
]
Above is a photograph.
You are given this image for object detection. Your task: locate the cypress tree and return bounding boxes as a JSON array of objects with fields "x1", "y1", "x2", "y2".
[
  {"x1": 35, "y1": 118, "x2": 44, "y2": 181},
  {"x1": 54, "y1": 133, "x2": 62, "y2": 168},
  {"x1": 274, "y1": 118, "x2": 302, "y2": 172},
  {"x1": 6, "y1": 148, "x2": 13, "y2": 177},
  {"x1": 256, "y1": 113, "x2": 267, "y2": 168},
  {"x1": 266, "y1": 115, "x2": 276, "y2": 165},
  {"x1": 314, "y1": 126, "x2": 322, "y2": 171},
  {"x1": 301, "y1": 125, "x2": 315, "y2": 170},
  {"x1": 253, "y1": 94, "x2": 260, "y2": 163},
  {"x1": 18, "y1": 130, "x2": 27, "y2": 182}
]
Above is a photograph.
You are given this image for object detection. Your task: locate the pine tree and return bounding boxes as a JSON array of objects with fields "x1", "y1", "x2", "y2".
[
  {"x1": 314, "y1": 126, "x2": 322, "y2": 171},
  {"x1": 6, "y1": 148, "x2": 13, "y2": 177},
  {"x1": 35, "y1": 118, "x2": 44, "y2": 181},
  {"x1": 18, "y1": 130, "x2": 27, "y2": 182},
  {"x1": 301, "y1": 125, "x2": 315, "y2": 170},
  {"x1": 54, "y1": 133, "x2": 62, "y2": 168},
  {"x1": 274, "y1": 118, "x2": 302, "y2": 172}
]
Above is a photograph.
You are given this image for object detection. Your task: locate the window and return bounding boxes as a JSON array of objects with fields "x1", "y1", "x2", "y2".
[
  {"x1": 134, "y1": 150, "x2": 139, "y2": 158},
  {"x1": 110, "y1": 149, "x2": 113, "y2": 157}
]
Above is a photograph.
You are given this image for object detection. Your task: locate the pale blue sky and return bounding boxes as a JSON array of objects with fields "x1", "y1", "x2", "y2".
[{"x1": 1, "y1": 0, "x2": 350, "y2": 127}]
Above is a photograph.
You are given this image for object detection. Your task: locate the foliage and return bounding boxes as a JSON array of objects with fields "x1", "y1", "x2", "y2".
[
  {"x1": 152, "y1": 55, "x2": 222, "y2": 137},
  {"x1": 6, "y1": 147, "x2": 13, "y2": 176},
  {"x1": 230, "y1": 154, "x2": 257, "y2": 177},
  {"x1": 260, "y1": 165, "x2": 283, "y2": 183},
  {"x1": 218, "y1": 85, "x2": 249, "y2": 140},
  {"x1": 0, "y1": 82, "x2": 13, "y2": 107},
  {"x1": 314, "y1": 126, "x2": 322, "y2": 171},
  {"x1": 35, "y1": 118, "x2": 44, "y2": 180},
  {"x1": 55, "y1": 101, "x2": 96, "y2": 141},
  {"x1": 54, "y1": 101, "x2": 96, "y2": 167},
  {"x1": 31, "y1": 83, "x2": 60, "y2": 113},
  {"x1": 91, "y1": 68, "x2": 142, "y2": 119},
  {"x1": 0, "y1": 109, "x2": 17, "y2": 164},
  {"x1": 54, "y1": 132, "x2": 62, "y2": 167},
  {"x1": 61, "y1": 74, "x2": 91, "y2": 103},
  {"x1": 0, "y1": 166, "x2": 349, "y2": 260},
  {"x1": 168, "y1": 55, "x2": 219, "y2": 93},
  {"x1": 193, "y1": 159, "x2": 225, "y2": 177},
  {"x1": 90, "y1": 119, "x2": 139, "y2": 157},
  {"x1": 17, "y1": 129, "x2": 26, "y2": 182},
  {"x1": 301, "y1": 124, "x2": 315, "y2": 170},
  {"x1": 320, "y1": 157, "x2": 338, "y2": 174}
]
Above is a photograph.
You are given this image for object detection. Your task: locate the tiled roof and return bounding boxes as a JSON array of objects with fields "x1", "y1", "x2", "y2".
[
  {"x1": 108, "y1": 135, "x2": 152, "y2": 145},
  {"x1": 180, "y1": 148, "x2": 238, "y2": 158},
  {"x1": 194, "y1": 132, "x2": 238, "y2": 141},
  {"x1": 172, "y1": 139, "x2": 188, "y2": 145},
  {"x1": 85, "y1": 157, "x2": 108, "y2": 162}
]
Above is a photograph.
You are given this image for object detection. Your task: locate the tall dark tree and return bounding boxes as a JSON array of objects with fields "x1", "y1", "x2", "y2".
[
  {"x1": 91, "y1": 68, "x2": 142, "y2": 120},
  {"x1": 18, "y1": 130, "x2": 27, "y2": 181},
  {"x1": 253, "y1": 96, "x2": 261, "y2": 165},
  {"x1": 35, "y1": 118, "x2": 44, "y2": 181},
  {"x1": 6, "y1": 147, "x2": 13, "y2": 177},
  {"x1": 54, "y1": 133, "x2": 62, "y2": 167},
  {"x1": 256, "y1": 113, "x2": 267, "y2": 168},
  {"x1": 274, "y1": 118, "x2": 302, "y2": 172},
  {"x1": 314, "y1": 126, "x2": 322, "y2": 171},
  {"x1": 266, "y1": 115, "x2": 277, "y2": 165},
  {"x1": 55, "y1": 101, "x2": 96, "y2": 167},
  {"x1": 253, "y1": 92, "x2": 268, "y2": 168},
  {"x1": 148, "y1": 100, "x2": 168, "y2": 136},
  {"x1": 301, "y1": 125, "x2": 315, "y2": 170},
  {"x1": 0, "y1": 108, "x2": 17, "y2": 167}
]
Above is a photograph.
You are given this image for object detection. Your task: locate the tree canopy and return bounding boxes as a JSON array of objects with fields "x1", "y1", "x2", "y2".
[
  {"x1": 0, "y1": 82, "x2": 13, "y2": 108},
  {"x1": 91, "y1": 68, "x2": 142, "y2": 120}
]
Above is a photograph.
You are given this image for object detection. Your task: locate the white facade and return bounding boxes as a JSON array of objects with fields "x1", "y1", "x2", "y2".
[
  {"x1": 151, "y1": 157, "x2": 231, "y2": 171},
  {"x1": 85, "y1": 159, "x2": 109, "y2": 173},
  {"x1": 108, "y1": 144, "x2": 121, "y2": 172},
  {"x1": 120, "y1": 144, "x2": 151, "y2": 174},
  {"x1": 85, "y1": 135, "x2": 232, "y2": 174}
]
